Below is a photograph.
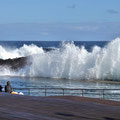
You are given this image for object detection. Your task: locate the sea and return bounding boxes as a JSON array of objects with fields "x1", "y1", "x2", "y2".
[{"x1": 0, "y1": 38, "x2": 120, "y2": 99}]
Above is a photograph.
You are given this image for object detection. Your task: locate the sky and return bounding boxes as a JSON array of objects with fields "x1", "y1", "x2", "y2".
[{"x1": 0, "y1": 0, "x2": 120, "y2": 41}]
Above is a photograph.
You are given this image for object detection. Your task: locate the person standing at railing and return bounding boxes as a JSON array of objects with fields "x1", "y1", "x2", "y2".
[{"x1": 5, "y1": 81, "x2": 12, "y2": 93}]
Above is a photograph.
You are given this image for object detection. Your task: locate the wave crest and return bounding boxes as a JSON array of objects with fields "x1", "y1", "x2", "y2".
[{"x1": 1, "y1": 38, "x2": 120, "y2": 81}]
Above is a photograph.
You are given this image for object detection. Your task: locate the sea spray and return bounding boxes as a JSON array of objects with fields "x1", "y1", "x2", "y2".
[
  {"x1": 0, "y1": 44, "x2": 44, "y2": 59},
  {"x1": 91, "y1": 38, "x2": 120, "y2": 80},
  {"x1": 29, "y1": 41, "x2": 99, "y2": 79},
  {"x1": 28, "y1": 38, "x2": 120, "y2": 80},
  {"x1": 0, "y1": 38, "x2": 120, "y2": 81}
]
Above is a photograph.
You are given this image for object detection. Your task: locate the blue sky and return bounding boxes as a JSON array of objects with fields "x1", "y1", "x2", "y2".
[{"x1": 0, "y1": 0, "x2": 120, "y2": 41}]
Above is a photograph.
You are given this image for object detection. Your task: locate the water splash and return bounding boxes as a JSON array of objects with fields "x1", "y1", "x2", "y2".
[{"x1": 1, "y1": 38, "x2": 120, "y2": 81}]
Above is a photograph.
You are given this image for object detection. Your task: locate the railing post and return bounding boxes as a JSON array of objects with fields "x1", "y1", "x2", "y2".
[
  {"x1": 45, "y1": 88, "x2": 47, "y2": 96},
  {"x1": 82, "y1": 89, "x2": 84, "y2": 97},
  {"x1": 103, "y1": 89, "x2": 104, "y2": 99},
  {"x1": 28, "y1": 88, "x2": 30, "y2": 96},
  {"x1": 63, "y1": 89, "x2": 64, "y2": 96}
]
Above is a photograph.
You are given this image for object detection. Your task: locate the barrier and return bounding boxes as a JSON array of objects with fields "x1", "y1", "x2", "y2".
[{"x1": 13, "y1": 87, "x2": 120, "y2": 101}]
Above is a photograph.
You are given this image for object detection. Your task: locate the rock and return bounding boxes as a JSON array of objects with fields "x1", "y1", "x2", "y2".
[{"x1": 0, "y1": 57, "x2": 28, "y2": 70}]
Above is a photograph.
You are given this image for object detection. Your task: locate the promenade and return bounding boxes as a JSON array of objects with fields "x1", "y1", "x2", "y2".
[{"x1": 0, "y1": 93, "x2": 120, "y2": 120}]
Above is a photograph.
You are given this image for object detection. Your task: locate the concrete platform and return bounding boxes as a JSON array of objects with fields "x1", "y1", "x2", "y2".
[{"x1": 0, "y1": 93, "x2": 120, "y2": 120}]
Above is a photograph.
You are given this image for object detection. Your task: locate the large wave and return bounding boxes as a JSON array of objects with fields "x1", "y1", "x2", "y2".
[
  {"x1": 0, "y1": 38, "x2": 120, "y2": 81},
  {"x1": 0, "y1": 44, "x2": 44, "y2": 59}
]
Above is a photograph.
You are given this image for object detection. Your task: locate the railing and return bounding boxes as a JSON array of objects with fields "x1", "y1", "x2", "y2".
[{"x1": 13, "y1": 88, "x2": 120, "y2": 101}]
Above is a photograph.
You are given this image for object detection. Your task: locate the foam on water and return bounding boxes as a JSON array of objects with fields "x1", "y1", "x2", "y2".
[
  {"x1": 0, "y1": 38, "x2": 120, "y2": 81},
  {"x1": 0, "y1": 44, "x2": 44, "y2": 59}
]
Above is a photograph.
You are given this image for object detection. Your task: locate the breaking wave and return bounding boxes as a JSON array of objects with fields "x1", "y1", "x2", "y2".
[
  {"x1": 0, "y1": 44, "x2": 44, "y2": 59},
  {"x1": 0, "y1": 38, "x2": 120, "y2": 81}
]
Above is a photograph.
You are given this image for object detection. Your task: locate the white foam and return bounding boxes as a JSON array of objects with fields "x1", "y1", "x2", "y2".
[
  {"x1": 1, "y1": 38, "x2": 120, "y2": 80},
  {"x1": 0, "y1": 44, "x2": 44, "y2": 59},
  {"x1": 28, "y1": 38, "x2": 120, "y2": 80}
]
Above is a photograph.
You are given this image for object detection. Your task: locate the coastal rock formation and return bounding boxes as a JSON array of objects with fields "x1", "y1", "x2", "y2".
[
  {"x1": 0, "y1": 48, "x2": 54, "y2": 70},
  {"x1": 0, "y1": 57, "x2": 28, "y2": 70}
]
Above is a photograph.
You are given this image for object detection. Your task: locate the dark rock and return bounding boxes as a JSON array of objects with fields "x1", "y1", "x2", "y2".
[{"x1": 0, "y1": 57, "x2": 28, "y2": 70}]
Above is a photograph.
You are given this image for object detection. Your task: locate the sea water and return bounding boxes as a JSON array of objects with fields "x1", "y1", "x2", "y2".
[{"x1": 0, "y1": 38, "x2": 120, "y2": 99}]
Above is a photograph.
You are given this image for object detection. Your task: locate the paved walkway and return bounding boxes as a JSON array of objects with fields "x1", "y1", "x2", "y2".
[{"x1": 0, "y1": 93, "x2": 120, "y2": 120}]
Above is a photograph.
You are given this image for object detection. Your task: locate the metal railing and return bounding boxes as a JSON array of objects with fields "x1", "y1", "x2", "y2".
[{"x1": 12, "y1": 88, "x2": 120, "y2": 101}]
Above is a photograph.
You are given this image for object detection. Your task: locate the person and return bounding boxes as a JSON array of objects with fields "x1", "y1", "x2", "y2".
[
  {"x1": 5, "y1": 81, "x2": 12, "y2": 93},
  {"x1": 0, "y1": 82, "x2": 3, "y2": 92}
]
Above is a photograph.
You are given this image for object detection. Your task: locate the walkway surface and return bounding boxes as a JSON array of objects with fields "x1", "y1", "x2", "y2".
[{"x1": 0, "y1": 93, "x2": 120, "y2": 120}]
